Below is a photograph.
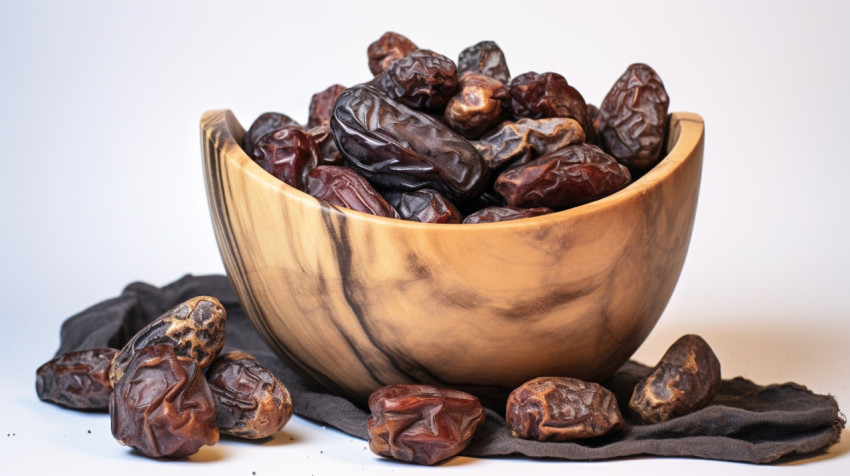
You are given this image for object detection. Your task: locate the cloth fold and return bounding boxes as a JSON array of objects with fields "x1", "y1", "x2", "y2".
[{"x1": 54, "y1": 274, "x2": 844, "y2": 463}]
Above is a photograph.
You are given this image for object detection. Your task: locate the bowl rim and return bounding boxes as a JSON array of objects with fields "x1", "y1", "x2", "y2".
[{"x1": 206, "y1": 110, "x2": 704, "y2": 230}]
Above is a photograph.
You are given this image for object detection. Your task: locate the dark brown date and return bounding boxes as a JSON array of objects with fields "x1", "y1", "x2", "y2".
[
  {"x1": 384, "y1": 188, "x2": 463, "y2": 224},
  {"x1": 330, "y1": 84, "x2": 488, "y2": 201},
  {"x1": 307, "y1": 165, "x2": 400, "y2": 218},
  {"x1": 367, "y1": 384, "x2": 485, "y2": 465},
  {"x1": 308, "y1": 125, "x2": 344, "y2": 166},
  {"x1": 506, "y1": 377, "x2": 625, "y2": 441},
  {"x1": 444, "y1": 72, "x2": 508, "y2": 139},
  {"x1": 109, "y1": 296, "x2": 226, "y2": 388},
  {"x1": 629, "y1": 334, "x2": 721, "y2": 424},
  {"x1": 110, "y1": 344, "x2": 218, "y2": 458},
  {"x1": 243, "y1": 112, "x2": 300, "y2": 154},
  {"x1": 508, "y1": 72, "x2": 589, "y2": 131},
  {"x1": 207, "y1": 351, "x2": 293, "y2": 439},
  {"x1": 307, "y1": 84, "x2": 346, "y2": 129},
  {"x1": 455, "y1": 189, "x2": 505, "y2": 216},
  {"x1": 457, "y1": 40, "x2": 511, "y2": 84},
  {"x1": 598, "y1": 63, "x2": 670, "y2": 171},
  {"x1": 494, "y1": 144, "x2": 631, "y2": 209},
  {"x1": 585, "y1": 103, "x2": 602, "y2": 146},
  {"x1": 252, "y1": 126, "x2": 320, "y2": 191},
  {"x1": 473, "y1": 117, "x2": 585, "y2": 170},
  {"x1": 462, "y1": 205, "x2": 552, "y2": 224},
  {"x1": 376, "y1": 49, "x2": 458, "y2": 112},
  {"x1": 36, "y1": 348, "x2": 118, "y2": 410},
  {"x1": 367, "y1": 31, "x2": 418, "y2": 76}
]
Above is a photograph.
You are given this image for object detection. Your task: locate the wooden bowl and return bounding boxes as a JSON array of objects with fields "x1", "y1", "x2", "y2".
[{"x1": 201, "y1": 110, "x2": 704, "y2": 406}]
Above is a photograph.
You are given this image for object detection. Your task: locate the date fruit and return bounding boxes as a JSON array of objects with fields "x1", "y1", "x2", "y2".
[
  {"x1": 629, "y1": 334, "x2": 721, "y2": 424},
  {"x1": 331, "y1": 84, "x2": 488, "y2": 201},
  {"x1": 207, "y1": 351, "x2": 294, "y2": 439},
  {"x1": 367, "y1": 384, "x2": 485, "y2": 465},
  {"x1": 36, "y1": 348, "x2": 118, "y2": 410},
  {"x1": 307, "y1": 84, "x2": 346, "y2": 129},
  {"x1": 367, "y1": 31, "x2": 418, "y2": 76},
  {"x1": 377, "y1": 49, "x2": 458, "y2": 112},
  {"x1": 110, "y1": 344, "x2": 218, "y2": 458},
  {"x1": 473, "y1": 117, "x2": 585, "y2": 170},
  {"x1": 444, "y1": 72, "x2": 508, "y2": 139},
  {"x1": 457, "y1": 40, "x2": 511, "y2": 84},
  {"x1": 252, "y1": 126, "x2": 321, "y2": 191},
  {"x1": 598, "y1": 63, "x2": 670, "y2": 171},
  {"x1": 494, "y1": 144, "x2": 631, "y2": 209},
  {"x1": 506, "y1": 377, "x2": 625, "y2": 441},
  {"x1": 243, "y1": 112, "x2": 300, "y2": 154},
  {"x1": 109, "y1": 296, "x2": 226, "y2": 388},
  {"x1": 462, "y1": 205, "x2": 552, "y2": 224},
  {"x1": 384, "y1": 188, "x2": 463, "y2": 224},
  {"x1": 308, "y1": 125, "x2": 344, "y2": 166},
  {"x1": 508, "y1": 72, "x2": 589, "y2": 130},
  {"x1": 307, "y1": 165, "x2": 400, "y2": 218}
]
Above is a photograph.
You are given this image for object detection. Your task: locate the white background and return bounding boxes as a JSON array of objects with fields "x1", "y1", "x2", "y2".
[{"x1": 1, "y1": 0, "x2": 848, "y2": 474}]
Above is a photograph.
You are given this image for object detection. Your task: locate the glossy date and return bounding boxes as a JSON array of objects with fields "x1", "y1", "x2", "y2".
[
  {"x1": 457, "y1": 40, "x2": 511, "y2": 84},
  {"x1": 243, "y1": 112, "x2": 300, "y2": 154},
  {"x1": 252, "y1": 126, "x2": 321, "y2": 191},
  {"x1": 376, "y1": 49, "x2": 458, "y2": 112},
  {"x1": 306, "y1": 165, "x2": 400, "y2": 218},
  {"x1": 36, "y1": 348, "x2": 118, "y2": 410},
  {"x1": 307, "y1": 84, "x2": 346, "y2": 129},
  {"x1": 444, "y1": 72, "x2": 508, "y2": 139},
  {"x1": 367, "y1": 31, "x2": 418, "y2": 76},
  {"x1": 384, "y1": 188, "x2": 462, "y2": 224},
  {"x1": 473, "y1": 117, "x2": 585, "y2": 170},
  {"x1": 462, "y1": 205, "x2": 552, "y2": 224}
]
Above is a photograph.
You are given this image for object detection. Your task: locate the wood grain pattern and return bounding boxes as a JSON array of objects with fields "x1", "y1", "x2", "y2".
[{"x1": 201, "y1": 110, "x2": 704, "y2": 406}]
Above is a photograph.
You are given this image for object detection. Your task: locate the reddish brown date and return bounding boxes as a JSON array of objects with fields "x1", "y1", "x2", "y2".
[
  {"x1": 384, "y1": 188, "x2": 463, "y2": 224},
  {"x1": 585, "y1": 103, "x2": 602, "y2": 146},
  {"x1": 308, "y1": 125, "x2": 344, "y2": 166},
  {"x1": 367, "y1": 384, "x2": 485, "y2": 465},
  {"x1": 494, "y1": 144, "x2": 631, "y2": 210},
  {"x1": 462, "y1": 205, "x2": 552, "y2": 224},
  {"x1": 473, "y1": 117, "x2": 585, "y2": 170},
  {"x1": 506, "y1": 377, "x2": 625, "y2": 441},
  {"x1": 367, "y1": 31, "x2": 418, "y2": 76},
  {"x1": 508, "y1": 72, "x2": 590, "y2": 131},
  {"x1": 243, "y1": 112, "x2": 300, "y2": 154},
  {"x1": 252, "y1": 126, "x2": 321, "y2": 191},
  {"x1": 598, "y1": 63, "x2": 670, "y2": 171},
  {"x1": 444, "y1": 72, "x2": 508, "y2": 139},
  {"x1": 207, "y1": 351, "x2": 293, "y2": 439},
  {"x1": 630, "y1": 335, "x2": 721, "y2": 424},
  {"x1": 306, "y1": 166, "x2": 400, "y2": 218},
  {"x1": 377, "y1": 49, "x2": 458, "y2": 112},
  {"x1": 36, "y1": 348, "x2": 118, "y2": 410},
  {"x1": 307, "y1": 84, "x2": 346, "y2": 129},
  {"x1": 457, "y1": 40, "x2": 511, "y2": 84},
  {"x1": 110, "y1": 345, "x2": 218, "y2": 458}
]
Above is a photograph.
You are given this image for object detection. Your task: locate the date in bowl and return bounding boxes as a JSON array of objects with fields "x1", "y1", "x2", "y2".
[{"x1": 201, "y1": 109, "x2": 704, "y2": 406}]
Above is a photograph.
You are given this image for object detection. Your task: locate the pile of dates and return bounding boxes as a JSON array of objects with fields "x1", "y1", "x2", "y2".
[
  {"x1": 366, "y1": 334, "x2": 720, "y2": 465},
  {"x1": 36, "y1": 296, "x2": 294, "y2": 458},
  {"x1": 243, "y1": 32, "x2": 670, "y2": 223}
]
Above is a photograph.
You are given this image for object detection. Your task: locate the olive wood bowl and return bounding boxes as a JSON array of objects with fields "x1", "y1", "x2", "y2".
[{"x1": 201, "y1": 109, "x2": 704, "y2": 406}]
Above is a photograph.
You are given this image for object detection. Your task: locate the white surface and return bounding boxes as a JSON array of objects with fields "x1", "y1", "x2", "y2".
[{"x1": 1, "y1": 0, "x2": 848, "y2": 474}]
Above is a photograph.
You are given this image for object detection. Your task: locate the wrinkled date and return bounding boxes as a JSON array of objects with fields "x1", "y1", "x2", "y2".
[
  {"x1": 330, "y1": 84, "x2": 488, "y2": 201},
  {"x1": 367, "y1": 31, "x2": 418, "y2": 76},
  {"x1": 506, "y1": 377, "x2": 625, "y2": 441},
  {"x1": 307, "y1": 165, "x2": 400, "y2": 218},
  {"x1": 598, "y1": 63, "x2": 670, "y2": 171},
  {"x1": 494, "y1": 144, "x2": 631, "y2": 209},
  {"x1": 252, "y1": 126, "x2": 320, "y2": 191},
  {"x1": 207, "y1": 351, "x2": 294, "y2": 439},
  {"x1": 457, "y1": 40, "x2": 511, "y2": 84},
  {"x1": 110, "y1": 345, "x2": 218, "y2": 458},
  {"x1": 376, "y1": 49, "x2": 458, "y2": 112},
  {"x1": 367, "y1": 384, "x2": 485, "y2": 465},
  {"x1": 109, "y1": 296, "x2": 226, "y2": 388},
  {"x1": 308, "y1": 125, "x2": 344, "y2": 166},
  {"x1": 307, "y1": 84, "x2": 346, "y2": 128},
  {"x1": 462, "y1": 205, "x2": 552, "y2": 224},
  {"x1": 508, "y1": 72, "x2": 590, "y2": 129},
  {"x1": 473, "y1": 117, "x2": 585, "y2": 170},
  {"x1": 444, "y1": 72, "x2": 508, "y2": 139},
  {"x1": 629, "y1": 334, "x2": 721, "y2": 424},
  {"x1": 36, "y1": 348, "x2": 118, "y2": 410},
  {"x1": 243, "y1": 112, "x2": 299, "y2": 154},
  {"x1": 384, "y1": 188, "x2": 463, "y2": 224}
]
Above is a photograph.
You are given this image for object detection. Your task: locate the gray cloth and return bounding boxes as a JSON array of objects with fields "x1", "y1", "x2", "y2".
[{"x1": 54, "y1": 274, "x2": 844, "y2": 463}]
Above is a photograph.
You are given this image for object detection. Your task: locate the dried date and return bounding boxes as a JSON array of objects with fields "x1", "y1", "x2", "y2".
[
  {"x1": 307, "y1": 84, "x2": 346, "y2": 129},
  {"x1": 462, "y1": 205, "x2": 552, "y2": 224},
  {"x1": 508, "y1": 72, "x2": 590, "y2": 131},
  {"x1": 444, "y1": 72, "x2": 508, "y2": 139},
  {"x1": 494, "y1": 144, "x2": 631, "y2": 209},
  {"x1": 598, "y1": 63, "x2": 670, "y2": 171},
  {"x1": 506, "y1": 377, "x2": 625, "y2": 441},
  {"x1": 367, "y1": 31, "x2": 418, "y2": 76},
  {"x1": 457, "y1": 40, "x2": 511, "y2": 84},
  {"x1": 585, "y1": 103, "x2": 602, "y2": 146},
  {"x1": 629, "y1": 334, "x2": 721, "y2": 424},
  {"x1": 367, "y1": 384, "x2": 485, "y2": 465},
  {"x1": 473, "y1": 117, "x2": 585, "y2": 170},
  {"x1": 36, "y1": 348, "x2": 118, "y2": 410},
  {"x1": 110, "y1": 344, "x2": 218, "y2": 458},
  {"x1": 243, "y1": 112, "x2": 300, "y2": 154},
  {"x1": 376, "y1": 49, "x2": 458, "y2": 112},
  {"x1": 307, "y1": 165, "x2": 400, "y2": 218},
  {"x1": 384, "y1": 188, "x2": 462, "y2": 224},
  {"x1": 109, "y1": 296, "x2": 226, "y2": 388},
  {"x1": 207, "y1": 351, "x2": 294, "y2": 439},
  {"x1": 308, "y1": 125, "x2": 344, "y2": 166},
  {"x1": 252, "y1": 126, "x2": 321, "y2": 191},
  {"x1": 330, "y1": 84, "x2": 488, "y2": 201}
]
